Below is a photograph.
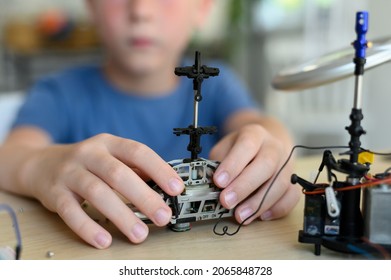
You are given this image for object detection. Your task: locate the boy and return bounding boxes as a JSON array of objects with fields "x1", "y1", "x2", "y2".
[{"x1": 0, "y1": 0, "x2": 300, "y2": 249}]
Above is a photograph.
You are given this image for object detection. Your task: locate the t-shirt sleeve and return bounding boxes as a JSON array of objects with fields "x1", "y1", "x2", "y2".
[{"x1": 12, "y1": 78, "x2": 70, "y2": 142}]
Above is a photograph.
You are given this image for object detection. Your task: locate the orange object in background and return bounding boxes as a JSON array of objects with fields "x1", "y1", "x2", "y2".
[
  {"x1": 37, "y1": 9, "x2": 73, "y2": 40},
  {"x1": 3, "y1": 10, "x2": 100, "y2": 53}
]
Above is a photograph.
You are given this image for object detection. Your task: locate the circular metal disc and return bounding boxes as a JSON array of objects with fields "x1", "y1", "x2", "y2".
[{"x1": 272, "y1": 37, "x2": 391, "y2": 91}]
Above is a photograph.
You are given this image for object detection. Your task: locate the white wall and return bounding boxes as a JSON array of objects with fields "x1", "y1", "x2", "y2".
[
  {"x1": 265, "y1": 0, "x2": 391, "y2": 153},
  {"x1": 364, "y1": 0, "x2": 391, "y2": 151}
]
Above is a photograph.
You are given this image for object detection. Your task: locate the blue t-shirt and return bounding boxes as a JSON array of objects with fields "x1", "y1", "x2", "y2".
[{"x1": 13, "y1": 62, "x2": 258, "y2": 161}]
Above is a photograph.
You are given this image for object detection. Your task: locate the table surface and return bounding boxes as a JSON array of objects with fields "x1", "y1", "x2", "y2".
[{"x1": 1, "y1": 155, "x2": 390, "y2": 260}]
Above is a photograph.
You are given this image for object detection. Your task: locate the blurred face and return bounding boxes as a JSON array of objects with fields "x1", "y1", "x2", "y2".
[{"x1": 88, "y1": 0, "x2": 211, "y2": 77}]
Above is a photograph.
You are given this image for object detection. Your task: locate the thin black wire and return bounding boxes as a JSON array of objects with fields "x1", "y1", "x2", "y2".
[
  {"x1": 213, "y1": 144, "x2": 351, "y2": 236},
  {"x1": 0, "y1": 204, "x2": 22, "y2": 259}
]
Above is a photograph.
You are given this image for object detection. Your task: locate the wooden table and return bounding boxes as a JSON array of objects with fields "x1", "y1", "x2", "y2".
[{"x1": 1, "y1": 155, "x2": 390, "y2": 260}]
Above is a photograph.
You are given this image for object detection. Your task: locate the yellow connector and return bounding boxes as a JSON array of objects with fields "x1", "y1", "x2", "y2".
[{"x1": 358, "y1": 151, "x2": 375, "y2": 165}]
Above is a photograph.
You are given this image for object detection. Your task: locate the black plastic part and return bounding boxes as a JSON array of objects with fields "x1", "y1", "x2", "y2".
[
  {"x1": 298, "y1": 230, "x2": 323, "y2": 256},
  {"x1": 173, "y1": 125, "x2": 217, "y2": 160},
  {"x1": 291, "y1": 174, "x2": 319, "y2": 191},
  {"x1": 170, "y1": 196, "x2": 180, "y2": 219},
  {"x1": 173, "y1": 52, "x2": 220, "y2": 160},
  {"x1": 345, "y1": 108, "x2": 366, "y2": 164},
  {"x1": 353, "y1": 57, "x2": 366, "y2": 75},
  {"x1": 176, "y1": 217, "x2": 197, "y2": 224},
  {"x1": 15, "y1": 245, "x2": 21, "y2": 260},
  {"x1": 175, "y1": 51, "x2": 219, "y2": 97}
]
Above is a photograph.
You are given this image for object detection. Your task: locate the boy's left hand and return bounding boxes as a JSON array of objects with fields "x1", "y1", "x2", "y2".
[{"x1": 210, "y1": 123, "x2": 300, "y2": 224}]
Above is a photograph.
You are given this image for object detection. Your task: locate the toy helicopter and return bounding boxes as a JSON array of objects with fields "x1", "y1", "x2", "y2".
[
  {"x1": 129, "y1": 51, "x2": 234, "y2": 232},
  {"x1": 274, "y1": 11, "x2": 391, "y2": 257}
]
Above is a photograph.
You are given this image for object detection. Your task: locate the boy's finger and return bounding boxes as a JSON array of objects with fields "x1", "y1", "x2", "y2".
[
  {"x1": 213, "y1": 129, "x2": 262, "y2": 188},
  {"x1": 65, "y1": 168, "x2": 151, "y2": 244},
  {"x1": 209, "y1": 132, "x2": 236, "y2": 161},
  {"x1": 81, "y1": 153, "x2": 173, "y2": 227},
  {"x1": 233, "y1": 167, "x2": 293, "y2": 224},
  {"x1": 105, "y1": 136, "x2": 185, "y2": 196},
  {"x1": 55, "y1": 191, "x2": 113, "y2": 249},
  {"x1": 258, "y1": 184, "x2": 301, "y2": 221},
  {"x1": 219, "y1": 150, "x2": 278, "y2": 209}
]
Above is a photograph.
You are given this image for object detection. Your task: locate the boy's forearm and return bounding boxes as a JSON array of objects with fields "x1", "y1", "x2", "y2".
[
  {"x1": 0, "y1": 127, "x2": 53, "y2": 197},
  {"x1": 257, "y1": 115, "x2": 293, "y2": 148},
  {"x1": 0, "y1": 144, "x2": 40, "y2": 197},
  {"x1": 225, "y1": 109, "x2": 293, "y2": 148}
]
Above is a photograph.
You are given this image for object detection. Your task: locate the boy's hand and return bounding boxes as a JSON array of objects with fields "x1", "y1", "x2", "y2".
[
  {"x1": 210, "y1": 123, "x2": 300, "y2": 224},
  {"x1": 23, "y1": 133, "x2": 184, "y2": 248}
]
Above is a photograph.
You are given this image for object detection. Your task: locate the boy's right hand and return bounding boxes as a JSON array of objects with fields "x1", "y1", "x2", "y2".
[{"x1": 15, "y1": 133, "x2": 184, "y2": 248}]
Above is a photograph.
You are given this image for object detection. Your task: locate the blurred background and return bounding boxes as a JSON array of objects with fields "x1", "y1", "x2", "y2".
[{"x1": 1, "y1": 0, "x2": 391, "y2": 154}]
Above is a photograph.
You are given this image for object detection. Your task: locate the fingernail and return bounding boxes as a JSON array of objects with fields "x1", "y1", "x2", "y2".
[
  {"x1": 215, "y1": 171, "x2": 229, "y2": 187},
  {"x1": 261, "y1": 210, "x2": 272, "y2": 221},
  {"x1": 224, "y1": 191, "x2": 237, "y2": 208},
  {"x1": 131, "y1": 222, "x2": 148, "y2": 241},
  {"x1": 154, "y1": 208, "x2": 171, "y2": 225},
  {"x1": 95, "y1": 232, "x2": 111, "y2": 248},
  {"x1": 239, "y1": 207, "x2": 254, "y2": 222},
  {"x1": 168, "y1": 178, "x2": 183, "y2": 194}
]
